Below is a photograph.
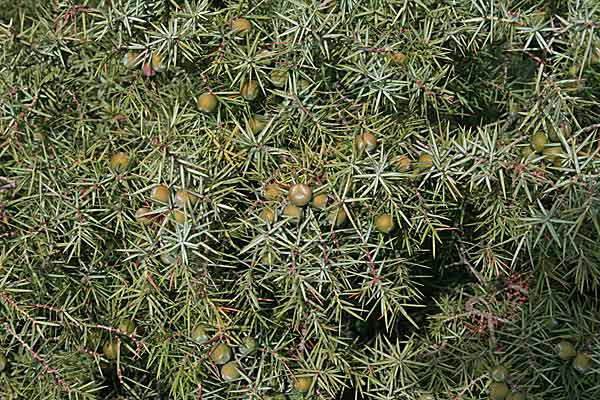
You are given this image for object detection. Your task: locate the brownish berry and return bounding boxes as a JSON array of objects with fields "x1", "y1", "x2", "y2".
[
  {"x1": 241, "y1": 80, "x2": 259, "y2": 100},
  {"x1": 374, "y1": 214, "x2": 394, "y2": 233},
  {"x1": 231, "y1": 18, "x2": 252, "y2": 35},
  {"x1": 151, "y1": 185, "x2": 170, "y2": 203},
  {"x1": 288, "y1": 184, "x2": 312, "y2": 207},
  {"x1": 110, "y1": 152, "x2": 130, "y2": 172},
  {"x1": 198, "y1": 93, "x2": 218, "y2": 113}
]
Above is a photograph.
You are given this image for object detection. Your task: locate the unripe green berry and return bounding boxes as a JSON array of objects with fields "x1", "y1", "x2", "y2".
[
  {"x1": 191, "y1": 325, "x2": 209, "y2": 344},
  {"x1": 543, "y1": 146, "x2": 563, "y2": 167},
  {"x1": 293, "y1": 376, "x2": 313, "y2": 393},
  {"x1": 573, "y1": 352, "x2": 592, "y2": 373},
  {"x1": 491, "y1": 366, "x2": 509, "y2": 382},
  {"x1": 506, "y1": 392, "x2": 526, "y2": 400},
  {"x1": 118, "y1": 319, "x2": 135, "y2": 334},
  {"x1": 520, "y1": 145, "x2": 532, "y2": 158},
  {"x1": 238, "y1": 336, "x2": 257, "y2": 356},
  {"x1": 530, "y1": 132, "x2": 547, "y2": 153},
  {"x1": 210, "y1": 343, "x2": 232, "y2": 365},
  {"x1": 555, "y1": 341, "x2": 576, "y2": 360},
  {"x1": 270, "y1": 69, "x2": 288, "y2": 88},
  {"x1": 489, "y1": 382, "x2": 509, "y2": 400},
  {"x1": 221, "y1": 361, "x2": 241, "y2": 381},
  {"x1": 103, "y1": 340, "x2": 119, "y2": 360}
]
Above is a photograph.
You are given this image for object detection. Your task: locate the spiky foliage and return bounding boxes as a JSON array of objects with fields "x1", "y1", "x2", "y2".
[{"x1": 1, "y1": 1, "x2": 599, "y2": 399}]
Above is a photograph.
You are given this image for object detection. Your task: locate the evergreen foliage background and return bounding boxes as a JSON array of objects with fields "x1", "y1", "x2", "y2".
[{"x1": 1, "y1": 0, "x2": 599, "y2": 399}]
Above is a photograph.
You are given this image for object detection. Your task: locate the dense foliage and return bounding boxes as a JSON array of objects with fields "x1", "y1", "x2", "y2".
[{"x1": 1, "y1": 1, "x2": 599, "y2": 399}]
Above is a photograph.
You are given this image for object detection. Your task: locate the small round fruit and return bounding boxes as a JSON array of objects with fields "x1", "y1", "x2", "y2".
[
  {"x1": 416, "y1": 153, "x2": 433, "y2": 170},
  {"x1": 311, "y1": 194, "x2": 328, "y2": 209},
  {"x1": 394, "y1": 155, "x2": 412, "y2": 172},
  {"x1": 264, "y1": 183, "x2": 282, "y2": 200},
  {"x1": 210, "y1": 343, "x2": 232, "y2": 365},
  {"x1": 160, "y1": 251, "x2": 177, "y2": 265},
  {"x1": 0, "y1": 353, "x2": 6, "y2": 372},
  {"x1": 489, "y1": 382, "x2": 509, "y2": 400},
  {"x1": 191, "y1": 325, "x2": 209, "y2": 344},
  {"x1": 329, "y1": 207, "x2": 348, "y2": 227},
  {"x1": 506, "y1": 392, "x2": 525, "y2": 400},
  {"x1": 122, "y1": 52, "x2": 140, "y2": 69},
  {"x1": 417, "y1": 395, "x2": 435, "y2": 400},
  {"x1": 259, "y1": 208, "x2": 276, "y2": 223},
  {"x1": 240, "y1": 80, "x2": 259, "y2": 101},
  {"x1": 221, "y1": 361, "x2": 241, "y2": 381},
  {"x1": 556, "y1": 341, "x2": 576, "y2": 360},
  {"x1": 520, "y1": 145, "x2": 532, "y2": 158},
  {"x1": 283, "y1": 204, "x2": 303, "y2": 220},
  {"x1": 293, "y1": 376, "x2": 313, "y2": 393},
  {"x1": 175, "y1": 190, "x2": 198, "y2": 208},
  {"x1": 249, "y1": 114, "x2": 267, "y2": 133},
  {"x1": 198, "y1": 93, "x2": 218, "y2": 113},
  {"x1": 558, "y1": 120, "x2": 572, "y2": 138},
  {"x1": 288, "y1": 184, "x2": 312, "y2": 207},
  {"x1": 151, "y1": 52, "x2": 165, "y2": 72},
  {"x1": 297, "y1": 78, "x2": 311, "y2": 92},
  {"x1": 389, "y1": 51, "x2": 407, "y2": 65},
  {"x1": 172, "y1": 209, "x2": 187, "y2": 224},
  {"x1": 238, "y1": 336, "x2": 257, "y2": 356},
  {"x1": 543, "y1": 146, "x2": 563, "y2": 167},
  {"x1": 118, "y1": 319, "x2": 135, "y2": 334},
  {"x1": 142, "y1": 61, "x2": 156, "y2": 77},
  {"x1": 356, "y1": 132, "x2": 377, "y2": 153},
  {"x1": 135, "y1": 207, "x2": 152, "y2": 224},
  {"x1": 110, "y1": 152, "x2": 130, "y2": 172},
  {"x1": 103, "y1": 340, "x2": 119, "y2": 360},
  {"x1": 374, "y1": 214, "x2": 394, "y2": 233},
  {"x1": 491, "y1": 366, "x2": 509, "y2": 382},
  {"x1": 270, "y1": 69, "x2": 288, "y2": 88},
  {"x1": 231, "y1": 17, "x2": 252, "y2": 35},
  {"x1": 151, "y1": 185, "x2": 170, "y2": 203},
  {"x1": 256, "y1": 49, "x2": 272, "y2": 65},
  {"x1": 573, "y1": 352, "x2": 592, "y2": 373},
  {"x1": 530, "y1": 132, "x2": 547, "y2": 153}
]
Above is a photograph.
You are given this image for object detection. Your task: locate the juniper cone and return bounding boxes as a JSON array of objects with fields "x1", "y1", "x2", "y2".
[{"x1": 1, "y1": 1, "x2": 600, "y2": 400}]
